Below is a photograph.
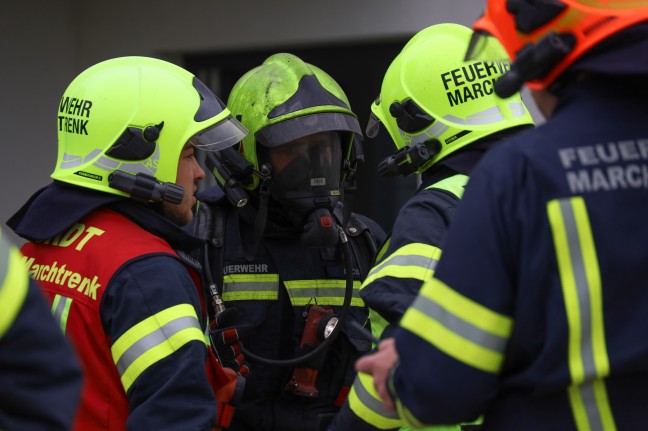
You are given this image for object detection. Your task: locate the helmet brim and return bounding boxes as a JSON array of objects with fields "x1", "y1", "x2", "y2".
[{"x1": 255, "y1": 112, "x2": 361, "y2": 148}]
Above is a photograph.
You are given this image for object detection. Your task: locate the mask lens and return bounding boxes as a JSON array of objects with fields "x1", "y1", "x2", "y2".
[
  {"x1": 464, "y1": 30, "x2": 506, "y2": 62},
  {"x1": 267, "y1": 131, "x2": 342, "y2": 195}
]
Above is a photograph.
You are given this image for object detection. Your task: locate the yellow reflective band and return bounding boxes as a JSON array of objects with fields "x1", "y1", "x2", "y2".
[
  {"x1": 374, "y1": 238, "x2": 391, "y2": 265},
  {"x1": 0, "y1": 245, "x2": 29, "y2": 340},
  {"x1": 51, "y1": 294, "x2": 73, "y2": 334},
  {"x1": 425, "y1": 174, "x2": 469, "y2": 199},
  {"x1": 362, "y1": 243, "x2": 442, "y2": 287},
  {"x1": 284, "y1": 279, "x2": 364, "y2": 306},
  {"x1": 222, "y1": 273, "x2": 279, "y2": 301},
  {"x1": 401, "y1": 278, "x2": 512, "y2": 373},
  {"x1": 369, "y1": 308, "x2": 389, "y2": 344},
  {"x1": 348, "y1": 372, "x2": 404, "y2": 429},
  {"x1": 390, "y1": 365, "x2": 425, "y2": 429},
  {"x1": 547, "y1": 197, "x2": 616, "y2": 431},
  {"x1": 568, "y1": 380, "x2": 617, "y2": 431},
  {"x1": 111, "y1": 303, "x2": 205, "y2": 393}
]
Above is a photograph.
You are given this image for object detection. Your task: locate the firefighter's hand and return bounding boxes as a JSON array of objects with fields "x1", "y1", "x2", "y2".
[
  {"x1": 355, "y1": 338, "x2": 399, "y2": 411},
  {"x1": 210, "y1": 307, "x2": 253, "y2": 377}
]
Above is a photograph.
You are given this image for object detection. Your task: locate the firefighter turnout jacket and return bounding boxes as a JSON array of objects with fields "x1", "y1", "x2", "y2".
[
  {"x1": 8, "y1": 182, "x2": 227, "y2": 431},
  {"x1": 195, "y1": 188, "x2": 386, "y2": 431},
  {"x1": 332, "y1": 151, "x2": 508, "y2": 431},
  {"x1": 344, "y1": 172, "x2": 467, "y2": 431},
  {"x1": 391, "y1": 77, "x2": 648, "y2": 429},
  {"x1": 0, "y1": 227, "x2": 83, "y2": 430}
]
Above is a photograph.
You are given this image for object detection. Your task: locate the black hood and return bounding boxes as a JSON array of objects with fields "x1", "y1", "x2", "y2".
[{"x1": 8, "y1": 182, "x2": 203, "y2": 252}]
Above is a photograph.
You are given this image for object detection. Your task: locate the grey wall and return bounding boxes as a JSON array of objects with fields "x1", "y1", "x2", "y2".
[
  {"x1": 1, "y1": 0, "x2": 78, "y2": 244},
  {"x1": 1, "y1": 0, "x2": 542, "y2": 244}
]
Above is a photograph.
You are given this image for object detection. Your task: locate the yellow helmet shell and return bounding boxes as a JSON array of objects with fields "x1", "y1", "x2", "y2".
[
  {"x1": 52, "y1": 56, "x2": 246, "y2": 196},
  {"x1": 371, "y1": 23, "x2": 534, "y2": 173}
]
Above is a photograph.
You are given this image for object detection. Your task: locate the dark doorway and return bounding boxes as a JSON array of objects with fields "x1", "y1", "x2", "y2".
[{"x1": 184, "y1": 39, "x2": 417, "y2": 233}]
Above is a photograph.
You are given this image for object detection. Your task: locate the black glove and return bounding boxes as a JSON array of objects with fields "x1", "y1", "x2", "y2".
[{"x1": 210, "y1": 307, "x2": 253, "y2": 377}]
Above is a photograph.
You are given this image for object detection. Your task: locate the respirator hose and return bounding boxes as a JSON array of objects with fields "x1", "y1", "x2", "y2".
[{"x1": 242, "y1": 226, "x2": 354, "y2": 367}]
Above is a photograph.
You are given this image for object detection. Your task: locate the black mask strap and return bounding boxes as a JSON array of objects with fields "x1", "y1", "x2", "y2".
[{"x1": 244, "y1": 177, "x2": 271, "y2": 261}]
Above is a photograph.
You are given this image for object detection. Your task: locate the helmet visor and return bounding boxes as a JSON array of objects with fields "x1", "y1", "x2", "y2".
[
  {"x1": 192, "y1": 116, "x2": 248, "y2": 152},
  {"x1": 366, "y1": 112, "x2": 382, "y2": 139},
  {"x1": 464, "y1": 30, "x2": 508, "y2": 63}
]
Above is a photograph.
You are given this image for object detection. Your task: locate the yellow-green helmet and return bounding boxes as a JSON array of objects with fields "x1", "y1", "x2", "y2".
[
  {"x1": 367, "y1": 23, "x2": 534, "y2": 176},
  {"x1": 226, "y1": 53, "x2": 362, "y2": 190},
  {"x1": 52, "y1": 56, "x2": 247, "y2": 197}
]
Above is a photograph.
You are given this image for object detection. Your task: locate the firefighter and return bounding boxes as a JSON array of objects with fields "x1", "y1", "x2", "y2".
[
  {"x1": 327, "y1": 23, "x2": 534, "y2": 431},
  {"x1": 193, "y1": 53, "x2": 386, "y2": 431},
  {"x1": 356, "y1": 2, "x2": 648, "y2": 430},
  {"x1": 0, "y1": 227, "x2": 83, "y2": 430},
  {"x1": 7, "y1": 56, "x2": 248, "y2": 430}
]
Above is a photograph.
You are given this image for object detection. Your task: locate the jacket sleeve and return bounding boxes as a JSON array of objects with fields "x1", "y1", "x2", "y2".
[
  {"x1": 388, "y1": 149, "x2": 519, "y2": 426},
  {"x1": 0, "y1": 236, "x2": 83, "y2": 431},
  {"x1": 101, "y1": 254, "x2": 217, "y2": 431},
  {"x1": 328, "y1": 371, "x2": 402, "y2": 431},
  {"x1": 360, "y1": 190, "x2": 455, "y2": 327},
  {"x1": 338, "y1": 191, "x2": 460, "y2": 431}
]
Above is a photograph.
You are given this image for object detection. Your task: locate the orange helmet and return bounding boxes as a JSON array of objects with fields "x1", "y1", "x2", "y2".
[{"x1": 471, "y1": 0, "x2": 648, "y2": 94}]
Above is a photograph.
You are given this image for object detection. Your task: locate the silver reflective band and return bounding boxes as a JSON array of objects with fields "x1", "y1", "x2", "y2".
[
  {"x1": 353, "y1": 374, "x2": 400, "y2": 420},
  {"x1": 368, "y1": 254, "x2": 438, "y2": 278},
  {"x1": 411, "y1": 294, "x2": 508, "y2": 354},
  {"x1": 287, "y1": 286, "x2": 362, "y2": 300},
  {"x1": 224, "y1": 281, "x2": 278, "y2": 293},
  {"x1": 557, "y1": 199, "x2": 607, "y2": 431},
  {"x1": 114, "y1": 315, "x2": 201, "y2": 376},
  {"x1": 52, "y1": 296, "x2": 72, "y2": 327}
]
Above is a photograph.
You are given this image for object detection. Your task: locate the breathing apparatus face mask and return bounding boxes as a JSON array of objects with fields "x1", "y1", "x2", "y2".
[{"x1": 259, "y1": 131, "x2": 343, "y2": 248}]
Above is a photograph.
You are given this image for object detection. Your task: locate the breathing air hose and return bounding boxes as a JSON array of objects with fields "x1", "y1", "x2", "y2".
[{"x1": 242, "y1": 226, "x2": 354, "y2": 367}]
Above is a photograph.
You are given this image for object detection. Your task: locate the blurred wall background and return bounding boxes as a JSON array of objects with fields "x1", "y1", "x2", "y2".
[{"x1": 0, "y1": 0, "x2": 542, "y2": 244}]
